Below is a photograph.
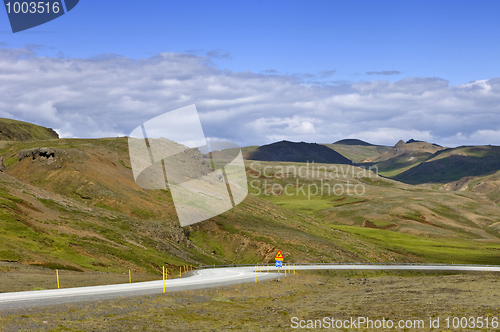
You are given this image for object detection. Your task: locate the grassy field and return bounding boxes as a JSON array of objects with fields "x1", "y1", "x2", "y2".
[
  {"x1": 0, "y1": 262, "x2": 161, "y2": 293},
  {"x1": 330, "y1": 225, "x2": 500, "y2": 265},
  {"x1": 1, "y1": 270, "x2": 499, "y2": 331},
  {"x1": 247, "y1": 161, "x2": 500, "y2": 264},
  {"x1": 372, "y1": 152, "x2": 433, "y2": 177},
  {"x1": 323, "y1": 143, "x2": 392, "y2": 163}
]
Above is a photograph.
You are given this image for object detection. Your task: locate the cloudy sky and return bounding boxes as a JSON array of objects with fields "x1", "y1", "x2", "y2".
[{"x1": 1, "y1": 0, "x2": 500, "y2": 147}]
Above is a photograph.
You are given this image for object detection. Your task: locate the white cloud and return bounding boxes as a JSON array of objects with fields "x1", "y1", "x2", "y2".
[
  {"x1": 0, "y1": 46, "x2": 499, "y2": 147},
  {"x1": 366, "y1": 70, "x2": 401, "y2": 76}
]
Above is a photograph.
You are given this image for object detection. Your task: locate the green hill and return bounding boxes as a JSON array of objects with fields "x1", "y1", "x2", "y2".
[
  {"x1": 324, "y1": 143, "x2": 392, "y2": 163},
  {"x1": 393, "y1": 146, "x2": 500, "y2": 184},
  {"x1": 0, "y1": 137, "x2": 418, "y2": 276},
  {"x1": 247, "y1": 160, "x2": 500, "y2": 264},
  {"x1": 244, "y1": 140, "x2": 352, "y2": 164},
  {"x1": 332, "y1": 139, "x2": 376, "y2": 146},
  {"x1": 1, "y1": 132, "x2": 500, "y2": 278},
  {"x1": 0, "y1": 118, "x2": 59, "y2": 141}
]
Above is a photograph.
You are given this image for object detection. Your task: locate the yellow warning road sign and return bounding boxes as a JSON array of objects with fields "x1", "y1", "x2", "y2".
[{"x1": 275, "y1": 250, "x2": 284, "y2": 261}]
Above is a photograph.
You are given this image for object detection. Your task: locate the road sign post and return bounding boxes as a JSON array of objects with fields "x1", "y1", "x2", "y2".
[
  {"x1": 275, "y1": 260, "x2": 282, "y2": 281},
  {"x1": 275, "y1": 250, "x2": 284, "y2": 282}
]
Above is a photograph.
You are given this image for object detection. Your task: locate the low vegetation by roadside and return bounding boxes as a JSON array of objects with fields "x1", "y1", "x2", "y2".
[
  {"x1": 1, "y1": 270, "x2": 499, "y2": 331},
  {"x1": 0, "y1": 262, "x2": 160, "y2": 293}
]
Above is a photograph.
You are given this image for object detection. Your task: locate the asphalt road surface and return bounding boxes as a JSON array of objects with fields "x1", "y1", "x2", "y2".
[{"x1": 1, "y1": 264, "x2": 499, "y2": 310}]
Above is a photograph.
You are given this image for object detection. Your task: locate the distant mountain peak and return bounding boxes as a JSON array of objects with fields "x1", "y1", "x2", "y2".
[
  {"x1": 394, "y1": 139, "x2": 406, "y2": 148},
  {"x1": 405, "y1": 138, "x2": 442, "y2": 147},
  {"x1": 244, "y1": 140, "x2": 352, "y2": 164},
  {"x1": 333, "y1": 139, "x2": 375, "y2": 146}
]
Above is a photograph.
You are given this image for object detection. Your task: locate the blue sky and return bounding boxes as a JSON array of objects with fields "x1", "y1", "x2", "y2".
[
  {"x1": 2, "y1": 0, "x2": 500, "y2": 85},
  {"x1": 1, "y1": 0, "x2": 500, "y2": 146}
]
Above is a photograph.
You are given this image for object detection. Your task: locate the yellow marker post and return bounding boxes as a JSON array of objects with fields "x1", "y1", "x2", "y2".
[
  {"x1": 129, "y1": 269, "x2": 131, "y2": 283},
  {"x1": 255, "y1": 266, "x2": 257, "y2": 283},
  {"x1": 285, "y1": 264, "x2": 287, "y2": 277},
  {"x1": 179, "y1": 267, "x2": 182, "y2": 278},
  {"x1": 162, "y1": 266, "x2": 165, "y2": 293},
  {"x1": 56, "y1": 269, "x2": 60, "y2": 289},
  {"x1": 294, "y1": 264, "x2": 296, "y2": 275}
]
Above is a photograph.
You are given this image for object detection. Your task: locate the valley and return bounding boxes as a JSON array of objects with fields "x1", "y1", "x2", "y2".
[{"x1": 0, "y1": 118, "x2": 499, "y2": 293}]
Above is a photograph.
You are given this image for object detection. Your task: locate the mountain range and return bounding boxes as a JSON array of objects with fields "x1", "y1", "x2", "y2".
[
  {"x1": 1, "y1": 117, "x2": 500, "y2": 276},
  {"x1": 244, "y1": 137, "x2": 500, "y2": 190}
]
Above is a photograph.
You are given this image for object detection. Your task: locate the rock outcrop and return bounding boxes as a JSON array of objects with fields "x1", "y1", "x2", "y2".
[
  {"x1": 18, "y1": 147, "x2": 67, "y2": 166},
  {"x1": 0, "y1": 157, "x2": 6, "y2": 172},
  {"x1": 19, "y1": 147, "x2": 56, "y2": 161}
]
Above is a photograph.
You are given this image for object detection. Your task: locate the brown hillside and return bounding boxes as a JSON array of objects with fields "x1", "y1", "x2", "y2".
[
  {"x1": 365, "y1": 139, "x2": 446, "y2": 163},
  {"x1": 0, "y1": 138, "x2": 419, "y2": 274}
]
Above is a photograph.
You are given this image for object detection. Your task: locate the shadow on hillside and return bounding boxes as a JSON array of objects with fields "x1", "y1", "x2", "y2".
[{"x1": 393, "y1": 154, "x2": 500, "y2": 184}]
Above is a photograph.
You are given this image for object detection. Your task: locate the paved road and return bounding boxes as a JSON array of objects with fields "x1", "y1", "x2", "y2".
[{"x1": 1, "y1": 264, "x2": 499, "y2": 310}]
